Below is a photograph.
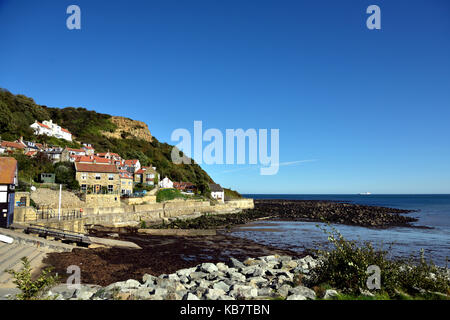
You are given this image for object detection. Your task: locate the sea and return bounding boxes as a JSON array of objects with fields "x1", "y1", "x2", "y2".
[{"x1": 233, "y1": 194, "x2": 450, "y2": 266}]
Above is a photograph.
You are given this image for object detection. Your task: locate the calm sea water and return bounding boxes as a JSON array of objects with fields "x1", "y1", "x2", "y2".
[{"x1": 231, "y1": 194, "x2": 450, "y2": 266}]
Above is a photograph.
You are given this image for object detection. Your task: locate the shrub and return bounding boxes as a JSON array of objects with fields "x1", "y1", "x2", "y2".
[
  {"x1": 6, "y1": 257, "x2": 59, "y2": 300},
  {"x1": 309, "y1": 224, "x2": 450, "y2": 298}
]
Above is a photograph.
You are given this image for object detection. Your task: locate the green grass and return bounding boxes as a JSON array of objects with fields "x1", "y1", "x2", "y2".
[{"x1": 156, "y1": 188, "x2": 187, "y2": 202}]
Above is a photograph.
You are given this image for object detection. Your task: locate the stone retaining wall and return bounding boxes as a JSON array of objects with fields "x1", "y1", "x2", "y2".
[
  {"x1": 13, "y1": 199, "x2": 254, "y2": 234},
  {"x1": 137, "y1": 229, "x2": 217, "y2": 236},
  {"x1": 84, "y1": 194, "x2": 121, "y2": 208},
  {"x1": 122, "y1": 195, "x2": 157, "y2": 205}
]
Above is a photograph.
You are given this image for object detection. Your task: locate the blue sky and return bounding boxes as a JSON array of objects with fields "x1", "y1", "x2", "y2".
[{"x1": 1, "y1": 0, "x2": 449, "y2": 194}]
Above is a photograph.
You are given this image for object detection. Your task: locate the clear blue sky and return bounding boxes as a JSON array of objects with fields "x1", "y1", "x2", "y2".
[{"x1": 1, "y1": 0, "x2": 449, "y2": 194}]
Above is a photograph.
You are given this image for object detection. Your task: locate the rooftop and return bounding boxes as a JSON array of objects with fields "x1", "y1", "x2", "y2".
[
  {"x1": 0, "y1": 157, "x2": 17, "y2": 184},
  {"x1": 75, "y1": 162, "x2": 119, "y2": 173}
]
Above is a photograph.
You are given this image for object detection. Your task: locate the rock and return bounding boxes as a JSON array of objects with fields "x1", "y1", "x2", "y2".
[
  {"x1": 206, "y1": 271, "x2": 223, "y2": 281},
  {"x1": 241, "y1": 266, "x2": 256, "y2": 276},
  {"x1": 153, "y1": 287, "x2": 168, "y2": 298},
  {"x1": 184, "y1": 282, "x2": 196, "y2": 290},
  {"x1": 279, "y1": 256, "x2": 293, "y2": 263},
  {"x1": 247, "y1": 276, "x2": 268, "y2": 287},
  {"x1": 47, "y1": 284, "x2": 76, "y2": 299},
  {"x1": 184, "y1": 292, "x2": 200, "y2": 300},
  {"x1": 216, "y1": 262, "x2": 229, "y2": 272},
  {"x1": 200, "y1": 263, "x2": 219, "y2": 274},
  {"x1": 323, "y1": 289, "x2": 338, "y2": 299},
  {"x1": 177, "y1": 267, "x2": 197, "y2": 278},
  {"x1": 205, "y1": 288, "x2": 226, "y2": 300},
  {"x1": 197, "y1": 279, "x2": 211, "y2": 289},
  {"x1": 228, "y1": 271, "x2": 246, "y2": 282},
  {"x1": 166, "y1": 292, "x2": 183, "y2": 300},
  {"x1": 289, "y1": 286, "x2": 316, "y2": 300},
  {"x1": 230, "y1": 257, "x2": 245, "y2": 269},
  {"x1": 155, "y1": 278, "x2": 174, "y2": 289},
  {"x1": 125, "y1": 279, "x2": 141, "y2": 289},
  {"x1": 265, "y1": 269, "x2": 278, "y2": 277},
  {"x1": 195, "y1": 287, "x2": 208, "y2": 297},
  {"x1": 167, "y1": 282, "x2": 186, "y2": 293},
  {"x1": 277, "y1": 284, "x2": 291, "y2": 297},
  {"x1": 115, "y1": 292, "x2": 132, "y2": 300},
  {"x1": 168, "y1": 274, "x2": 180, "y2": 281},
  {"x1": 74, "y1": 285, "x2": 101, "y2": 300},
  {"x1": 281, "y1": 260, "x2": 298, "y2": 270},
  {"x1": 133, "y1": 288, "x2": 152, "y2": 299},
  {"x1": 257, "y1": 287, "x2": 275, "y2": 297},
  {"x1": 261, "y1": 255, "x2": 279, "y2": 262},
  {"x1": 218, "y1": 295, "x2": 235, "y2": 300},
  {"x1": 286, "y1": 294, "x2": 307, "y2": 300},
  {"x1": 213, "y1": 281, "x2": 230, "y2": 292},
  {"x1": 190, "y1": 272, "x2": 208, "y2": 280},
  {"x1": 244, "y1": 258, "x2": 258, "y2": 266},
  {"x1": 142, "y1": 274, "x2": 157, "y2": 285},
  {"x1": 229, "y1": 284, "x2": 258, "y2": 299}
]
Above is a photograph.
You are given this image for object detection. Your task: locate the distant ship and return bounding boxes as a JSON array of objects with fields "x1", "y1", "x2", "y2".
[{"x1": 359, "y1": 192, "x2": 372, "y2": 195}]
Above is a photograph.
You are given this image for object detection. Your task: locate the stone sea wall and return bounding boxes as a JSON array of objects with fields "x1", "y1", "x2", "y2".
[{"x1": 13, "y1": 199, "x2": 254, "y2": 233}]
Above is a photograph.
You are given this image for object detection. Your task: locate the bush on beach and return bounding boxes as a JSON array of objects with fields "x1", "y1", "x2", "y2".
[{"x1": 308, "y1": 224, "x2": 450, "y2": 299}]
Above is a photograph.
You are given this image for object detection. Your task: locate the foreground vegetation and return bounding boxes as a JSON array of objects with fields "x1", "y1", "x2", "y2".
[
  {"x1": 306, "y1": 225, "x2": 449, "y2": 300},
  {"x1": 6, "y1": 257, "x2": 58, "y2": 300}
]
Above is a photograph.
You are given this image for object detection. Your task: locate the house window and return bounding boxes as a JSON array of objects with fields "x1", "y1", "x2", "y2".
[
  {"x1": 81, "y1": 184, "x2": 87, "y2": 192},
  {"x1": 81, "y1": 173, "x2": 87, "y2": 180},
  {"x1": 108, "y1": 185, "x2": 114, "y2": 193},
  {"x1": 95, "y1": 173, "x2": 101, "y2": 180},
  {"x1": 108, "y1": 174, "x2": 114, "y2": 180}
]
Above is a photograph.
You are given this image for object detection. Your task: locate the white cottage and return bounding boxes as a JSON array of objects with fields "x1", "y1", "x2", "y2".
[
  {"x1": 209, "y1": 183, "x2": 224, "y2": 203},
  {"x1": 159, "y1": 177, "x2": 174, "y2": 189},
  {"x1": 30, "y1": 120, "x2": 72, "y2": 141}
]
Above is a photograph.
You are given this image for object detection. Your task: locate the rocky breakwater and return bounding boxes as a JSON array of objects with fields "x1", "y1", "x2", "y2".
[
  {"x1": 253, "y1": 200, "x2": 420, "y2": 228},
  {"x1": 44, "y1": 255, "x2": 336, "y2": 300}
]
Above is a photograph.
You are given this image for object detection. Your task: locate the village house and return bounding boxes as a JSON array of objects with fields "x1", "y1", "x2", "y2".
[
  {"x1": 159, "y1": 176, "x2": 174, "y2": 189},
  {"x1": 74, "y1": 162, "x2": 120, "y2": 194},
  {"x1": 30, "y1": 119, "x2": 72, "y2": 141},
  {"x1": 123, "y1": 159, "x2": 141, "y2": 174},
  {"x1": 209, "y1": 183, "x2": 225, "y2": 203},
  {"x1": 119, "y1": 170, "x2": 134, "y2": 195},
  {"x1": 82, "y1": 143, "x2": 95, "y2": 155},
  {"x1": 134, "y1": 166, "x2": 159, "y2": 186},
  {"x1": 97, "y1": 151, "x2": 122, "y2": 161},
  {"x1": 24, "y1": 150, "x2": 38, "y2": 157},
  {"x1": 44, "y1": 147, "x2": 64, "y2": 163},
  {"x1": 0, "y1": 140, "x2": 25, "y2": 154},
  {"x1": 0, "y1": 157, "x2": 18, "y2": 228},
  {"x1": 173, "y1": 181, "x2": 196, "y2": 193},
  {"x1": 16, "y1": 138, "x2": 42, "y2": 153},
  {"x1": 71, "y1": 155, "x2": 112, "y2": 164},
  {"x1": 62, "y1": 147, "x2": 86, "y2": 162}
]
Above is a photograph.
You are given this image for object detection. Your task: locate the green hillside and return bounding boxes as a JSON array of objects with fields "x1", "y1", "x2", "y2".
[{"x1": 0, "y1": 88, "x2": 213, "y2": 190}]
